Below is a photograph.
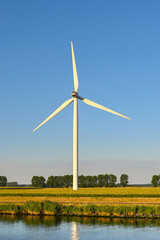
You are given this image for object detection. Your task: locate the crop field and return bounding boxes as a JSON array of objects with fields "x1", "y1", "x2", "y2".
[
  {"x1": 0, "y1": 187, "x2": 160, "y2": 197},
  {"x1": 0, "y1": 187, "x2": 160, "y2": 196},
  {"x1": 0, "y1": 187, "x2": 160, "y2": 204}
]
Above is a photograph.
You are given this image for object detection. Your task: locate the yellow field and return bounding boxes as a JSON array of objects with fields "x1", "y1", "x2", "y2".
[
  {"x1": 0, "y1": 187, "x2": 160, "y2": 204},
  {"x1": 1, "y1": 196, "x2": 160, "y2": 205},
  {"x1": 0, "y1": 187, "x2": 160, "y2": 195}
]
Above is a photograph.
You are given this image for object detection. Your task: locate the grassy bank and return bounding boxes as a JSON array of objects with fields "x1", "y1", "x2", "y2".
[{"x1": 1, "y1": 201, "x2": 160, "y2": 218}]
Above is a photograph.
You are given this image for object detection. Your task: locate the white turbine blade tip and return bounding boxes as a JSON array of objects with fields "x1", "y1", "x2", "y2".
[
  {"x1": 71, "y1": 42, "x2": 79, "y2": 92},
  {"x1": 33, "y1": 98, "x2": 74, "y2": 133},
  {"x1": 81, "y1": 97, "x2": 131, "y2": 120}
]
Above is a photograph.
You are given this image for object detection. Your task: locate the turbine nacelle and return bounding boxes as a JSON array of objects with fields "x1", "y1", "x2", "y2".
[{"x1": 72, "y1": 90, "x2": 79, "y2": 98}]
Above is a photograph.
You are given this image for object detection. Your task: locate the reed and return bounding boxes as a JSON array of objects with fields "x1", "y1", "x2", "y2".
[{"x1": 0, "y1": 201, "x2": 160, "y2": 218}]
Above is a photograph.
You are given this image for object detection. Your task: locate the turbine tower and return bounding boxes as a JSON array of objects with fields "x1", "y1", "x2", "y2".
[{"x1": 33, "y1": 42, "x2": 131, "y2": 190}]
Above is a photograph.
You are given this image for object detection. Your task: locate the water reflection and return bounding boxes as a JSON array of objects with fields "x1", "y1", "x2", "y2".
[
  {"x1": 71, "y1": 221, "x2": 79, "y2": 240},
  {"x1": 0, "y1": 215, "x2": 160, "y2": 228},
  {"x1": 1, "y1": 216, "x2": 160, "y2": 240}
]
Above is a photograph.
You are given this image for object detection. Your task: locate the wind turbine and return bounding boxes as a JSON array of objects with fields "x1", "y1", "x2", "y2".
[{"x1": 33, "y1": 42, "x2": 131, "y2": 190}]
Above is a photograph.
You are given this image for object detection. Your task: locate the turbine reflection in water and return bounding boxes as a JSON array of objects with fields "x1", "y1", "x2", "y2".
[{"x1": 71, "y1": 221, "x2": 79, "y2": 240}]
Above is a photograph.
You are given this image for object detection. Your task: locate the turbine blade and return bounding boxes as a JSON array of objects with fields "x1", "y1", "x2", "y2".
[
  {"x1": 71, "y1": 41, "x2": 79, "y2": 92},
  {"x1": 33, "y1": 98, "x2": 74, "y2": 132},
  {"x1": 81, "y1": 97, "x2": 131, "y2": 120}
]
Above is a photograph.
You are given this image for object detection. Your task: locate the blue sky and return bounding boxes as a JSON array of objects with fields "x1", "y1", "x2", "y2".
[{"x1": 0, "y1": 0, "x2": 160, "y2": 184}]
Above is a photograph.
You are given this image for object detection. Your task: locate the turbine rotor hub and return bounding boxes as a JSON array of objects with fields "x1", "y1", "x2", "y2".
[{"x1": 72, "y1": 91, "x2": 79, "y2": 98}]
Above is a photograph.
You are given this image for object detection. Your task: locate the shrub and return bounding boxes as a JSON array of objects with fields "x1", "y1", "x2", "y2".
[
  {"x1": 0, "y1": 204, "x2": 20, "y2": 214},
  {"x1": 84, "y1": 205, "x2": 95, "y2": 214},
  {"x1": 24, "y1": 201, "x2": 43, "y2": 214},
  {"x1": 43, "y1": 201, "x2": 61, "y2": 214},
  {"x1": 103, "y1": 205, "x2": 114, "y2": 214}
]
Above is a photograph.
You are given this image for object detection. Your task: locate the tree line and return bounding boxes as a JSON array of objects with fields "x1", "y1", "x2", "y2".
[
  {"x1": 31, "y1": 174, "x2": 129, "y2": 188},
  {"x1": 2, "y1": 174, "x2": 160, "y2": 187}
]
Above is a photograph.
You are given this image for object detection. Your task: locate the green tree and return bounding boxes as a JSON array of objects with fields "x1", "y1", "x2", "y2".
[
  {"x1": 108, "y1": 174, "x2": 117, "y2": 187},
  {"x1": 158, "y1": 175, "x2": 160, "y2": 187},
  {"x1": 63, "y1": 175, "x2": 72, "y2": 187},
  {"x1": 79, "y1": 175, "x2": 86, "y2": 187},
  {"x1": 92, "y1": 175, "x2": 97, "y2": 187},
  {"x1": 47, "y1": 175, "x2": 73, "y2": 188},
  {"x1": 57, "y1": 176, "x2": 64, "y2": 187},
  {"x1": 31, "y1": 176, "x2": 46, "y2": 188},
  {"x1": 0, "y1": 176, "x2": 7, "y2": 186},
  {"x1": 120, "y1": 174, "x2": 129, "y2": 187},
  {"x1": 31, "y1": 176, "x2": 39, "y2": 187},
  {"x1": 85, "y1": 176, "x2": 93, "y2": 187},
  {"x1": 97, "y1": 174, "x2": 104, "y2": 187},
  {"x1": 104, "y1": 174, "x2": 109, "y2": 187},
  {"x1": 151, "y1": 175, "x2": 159, "y2": 187},
  {"x1": 69, "y1": 175, "x2": 73, "y2": 187},
  {"x1": 38, "y1": 176, "x2": 46, "y2": 188},
  {"x1": 46, "y1": 176, "x2": 55, "y2": 188},
  {"x1": 97, "y1": 174, "x2": 109, "y2": 187}
]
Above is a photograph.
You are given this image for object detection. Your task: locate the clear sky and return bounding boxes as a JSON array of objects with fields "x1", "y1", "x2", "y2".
[{"x1": 0, "y1": 0, "x2": 160, "y2": 184}]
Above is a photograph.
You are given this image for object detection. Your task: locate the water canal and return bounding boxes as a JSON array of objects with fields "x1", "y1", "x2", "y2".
[{"x1": 0, "y1": 215, "x2": 160, "y2": 239}]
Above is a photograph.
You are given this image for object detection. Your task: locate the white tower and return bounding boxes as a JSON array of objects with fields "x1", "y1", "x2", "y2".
[{"x1": 33, "y1": 42, "x2": 131, "y2": 190}]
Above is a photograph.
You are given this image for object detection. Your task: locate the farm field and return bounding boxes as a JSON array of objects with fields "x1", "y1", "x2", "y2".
[
  {"x1": 1, "y1": 196, "x2": 160, "y2": 205},
  {"x1": 0, "y1": 187, "x2": 160, "y2": 195},
  {"x1": 1, "y1": 187, "x2": 160, "y2": 217},
  {"x1": 0, "y1": 187, "x2": 160, "y2": 204}
]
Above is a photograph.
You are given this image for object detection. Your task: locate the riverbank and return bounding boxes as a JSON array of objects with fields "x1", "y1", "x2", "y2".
[{"x1": 1, "y1": 201, "x2": 160, "y2": 218}]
